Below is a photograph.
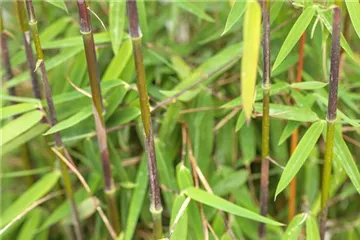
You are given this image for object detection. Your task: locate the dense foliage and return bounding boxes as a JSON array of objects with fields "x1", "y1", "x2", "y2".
[{"x1": 1, "y1": 1, "x2": 360, "y2": 239}]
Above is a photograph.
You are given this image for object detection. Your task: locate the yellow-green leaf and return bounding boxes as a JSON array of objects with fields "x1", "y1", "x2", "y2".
[
  {"x1": 241, "y1": 1, "x2": 261, "y2": 121},
  {"x1": 345, "y1": 0, "x2": 360, "y2": 39}
]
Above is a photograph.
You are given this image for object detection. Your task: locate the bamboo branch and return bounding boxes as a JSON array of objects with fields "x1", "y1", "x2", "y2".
[
  {"x1": 259, "y1": 0, "x2": 270, "y2": 238},
  {"x1": 127, "y1": 1, "x2": 163, "y2": 238},
  {"x1": 320, "y1": 7, "x2": 341, "y2": 240},
  {"x1": 24, "y1": 1, "x2": 83, "y2": 239},
  {"x1": 76, "y1": 0, "x2": 120, "y2": 235}
]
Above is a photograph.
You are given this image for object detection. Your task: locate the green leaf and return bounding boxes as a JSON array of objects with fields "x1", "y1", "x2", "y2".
[
  {"x1": 275, "y1": 121, "x2": 325, "y2": 198},
  {"x1": 45, "y1": 0, "x2": 68, "y2": 13},
  {"x1": 241, "y1": 1, "x2": 261, "y2": 121},
  {"x1": 254, "y1": 103, "x2": 319, "y2": 122},
  {"x1": 17, "y1": 208, "x2": 44, "y2": 240},
  {"x1": 272, "y1": 7, "x2": 315, "y2": 71},
  {"x1": 176, "y1": 163, "x2": 194, "y2": 190},
  {"x1": 290, "y1": 81, "x2": 328, "y2": 90},
  {"x1": 345, "y1": 0, "x2": 360, "y2": 39},
  {"x1": 177, "y1": 2, "x2": 214, "y2": 22},
  {"x1": 0, "y1": 103, "x2": 39, "y2": 119},
  {"x1": 170, "y1": 195, "x2": 188, "y2": 240},
  {"x1": 1, "y1": 124, "x2": 49, "y2": 156},
  {"x1": 222, "y1": 0, "x2": 247, "y2": 35},
  {"x1": 0, "y1": 171, "x2": 61, "y2": 228},
  {"x1": 278, "y1": 121, "x2": 302, "y2": 146},
  {"x1": 40, "y1": 17, "x2": 71, "y2": 42},
  {"x1": 44, "y1": 105, "x2": 92, "y2": 135},
  {"x1": 334, "y1": 129, "x2": 360, "y2": 194},
  {"x1": 109, "y1": 0, "x2": 126, "y2": 54},
  {"x1": 136, "y1": 0, "x2": 149, "y2": 40},
  {"x1": 235, "y1": 111, "x2": 246, "y2": 132},
  {"x1": 102, "y1": 38, "x2": 133, "y2": 81},
  {"x1": 213, "y1": 170, "x2": 247, "y2": 196},
  {"x1": 63, "y1": 197, "x2": 98, "y2": 224},
  {"x1": 124, "y1": 155, "x2": 148, "y2": 240},
  {"x1": 184, "y1": 187, "x2": 283, "y2": 226},
  {"x1": 306, "y1": 215, "x2": 320, "y2": 240},
  {"x1": 282, "y1": 213, "x2": 307, "y2": 240},
  {"x1": 0, "y1": 110, "x2": 44, "y2": 147}
]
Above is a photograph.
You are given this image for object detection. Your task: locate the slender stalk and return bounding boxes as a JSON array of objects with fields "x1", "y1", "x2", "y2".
[
  {"x1": 259, "y1": 1, "x2": 270, "y2": 238},
  {"x1": 320, "y1": 7, "x2": 341, "y2": 240},
  {"x1": 14, "y1": 0, "x2": 41, "y2": 100},
  {"x1": 127, "y1": 1, "x2": 163, "y2": 239},
  {"x1": 24, "y1": 1, "x2": 83, "y2": 240},
  {"x1": 76, "y1": 0, "x2": 120, "y2": 235},
  {"x1": 288, "y1": 32, "x2": 306, "y2": 222}
]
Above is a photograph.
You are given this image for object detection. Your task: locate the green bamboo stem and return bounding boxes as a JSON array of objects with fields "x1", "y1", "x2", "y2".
[
  {"x1": 76, "y1": 0, "x2": 120, "y2": 235},
  {"x1": 127, "y1": 1, "x2": 163, "y2": 239},
  {"x1": 320, "y1": 7, "x2": 341, "y2": 240},
  {"x1": 259, "y1": 0, "x2": 270, "y2": 238},
  {"x1": 14, "y1": 0, "x2": 41, "y2": 100},
  {"x1": 24, "y1": 1, "x2": 83, "y2": 240}
]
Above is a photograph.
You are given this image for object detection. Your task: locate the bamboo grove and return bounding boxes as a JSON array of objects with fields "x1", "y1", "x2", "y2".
[{"x1": 1, "y1": 1, "x2": 360, "y2": 240}]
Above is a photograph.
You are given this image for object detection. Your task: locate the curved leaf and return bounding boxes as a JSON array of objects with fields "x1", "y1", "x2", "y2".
[
  {"x1": 345, "y1": 0, "x2": 360, "y2": 39},
  {"x1": 184, "y1": 187, "x2": 283, "y2": 226},
  {"x1": 272, "y1": 7, "x2": 315, "y2": 71},
  {"x1": 275, "y1": 121, "x2": 325, "y2": 199},
  {"x1": 222, "y1": 0, "x2": 247, "y2": 35},
  {"x1": 282, "y1": 213, "x2": 307, "y2": 240}
]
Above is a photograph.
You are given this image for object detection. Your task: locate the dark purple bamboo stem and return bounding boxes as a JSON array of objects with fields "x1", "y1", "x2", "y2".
[{"x1": 259, "y1": 0, "x2": 270, "y2": 239}]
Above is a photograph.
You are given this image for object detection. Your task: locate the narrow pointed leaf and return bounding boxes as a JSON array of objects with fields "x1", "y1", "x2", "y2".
[
  {"x1": 278, "y1": 121, "x2": 302, "y2": 146},
  {"x1": 222, "y1": 0, "x2": 247, "y2": 35},
  {"x1": 241, "y1": 1, "x2": 261, "y2": 121},
  {"x1": 109, "y1": 0, "x2": 126, "y2": 54},
  {"x1": 306, "y1": 215, "x2": 320, "y2": 240},
  {"x1": 1, "y1": 103, "x2": 39, "y2": 119},
  {"x1": 45, "y1": 0, "x2": 68, "y2": 13},
  {"x1": 184, "y1": 187, "x2": 283, "y2": 226},
  {"x1": 177, "y1": 2, "x2": 214, "y2": 22},
  {"x1": 334, "y1": 129, "x2": 360, "y2": 194},
  {"x1": 0, "y1": 110, "x2": 44, "y2": 147},
  {"x1": 0, "y1": 171, "x2": 61, "y2": 228},
  {"x1": 282, "y1": 213, "x2": 307, "y2": 240},
  {"x1": 272, "y1": 7, "x2": 315, "y2": 71},
  {"x1": 290, "y1": 81, "x2": 328, "y2": 90},
  {"x1": 345, "y1": 0, "x2": 360, "y2": 39},
  {"x1": 170, "y1": 195, "x2": 188, "y2": 240},
  {"x1": 275, "y1": 121, "x2": 325, "y2": 198},
  {"x1": 44, "y1": 106, "x2": 93, "y2": 135}
]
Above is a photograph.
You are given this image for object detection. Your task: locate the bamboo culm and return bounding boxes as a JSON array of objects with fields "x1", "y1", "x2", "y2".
[
  {"x1": 259, "y1": 0, "x2": 270, "y2": 238},
  {"x1": 76, "y1": 0, "x2": 120, "y2": 235},
  {"x1": 127, "y1": 1, "x2": 163, "y2": 238},
  {"x1": 320, "y1": 7, "x2": 341, "y2": 240},
  {"x1": 24, "y1": 1, "x2": 83, "y2": 240}
]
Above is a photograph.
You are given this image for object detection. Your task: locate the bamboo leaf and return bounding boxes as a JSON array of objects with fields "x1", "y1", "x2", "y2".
[
  {"x1": 272, "y1": 7, "x2": 315, "y2": 71},
  {"x1": 40, "y1": 17, "x2": 71, "y2": 42},
  {"x1": 109, "y1": 0, "x2": 126, "y2": 54},
  {"x1": 213, "y1": 170, "x2": 247, "y2": 196},
  {"x1": 282, "y1": 213, "x2": 307, "y2": 240},
  {"x1": 124, "y1": 155, "x2": 148, "y2": 240},
  {"x1": 184, "y1": 187, "x2": 283, "y2": 226},
  {"x1": 278, "y1": 121, "x2": 302, "y2": 146},
  {"x1": 345, "y1": 0, "x2": 360, "y2": 39},
  {"x1": 63, "y1": 197, "x2": 98, "y2": 224},
  {"x1": 176, "y1": 163, "x2": 194, "y2": 190},
  {"x1": 0, "y1": 103, "x2": 39, "y2": 119},
  {"x1": 334, "y1": 129, "x2": 360, "y2": 194},
  {"x1": 254, "y1": 103, "x2": 319, "y2": 122},
  {"x1": 290, "y1": 81, "x2": 328, "y2": 90},
  {"x1": 275, "y1": 121, "x2": 325, "y2": 198},
  {"x1": 17, "y1": 208, "x2": 44, "y2": 240},
  {"x1": 44, "y1": 105, "x2": 93, "y2": 135},
  {"x1": 45, "y1": 0, "x2": 68, "y2": 13},
  {"x1": 306, "y1": 215, "x2": 320, "y2": 240},
  {"x1": 0, "y1": 110, "x2": 44, "y2": 147},
  {"x1": 235, "y1": 111, "x2": 246, "y2": 132},
  {"x1": 0, "y1": 171, "x2": 61, "y2": 228},
  {"x1": 222, "y1": 0, "x2": 247, "y2": 35},
  {"x1": 170, "y1": 195, "x2": 188, "y2": 240},
  {"x1": 177, "y1": 2, "x2": 214, "y2": 22},
  {"x1": 1, "y1": 124, "x2": 49, "y2": 156},
  {"x1": 241, "y1": 1, "x2": 261, "y2": 121}
]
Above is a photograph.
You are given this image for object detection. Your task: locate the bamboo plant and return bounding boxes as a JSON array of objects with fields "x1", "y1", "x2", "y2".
[
  {"x1": 76, "y1": 0, "x2": 120, "y2": 235},
  {"x1": 126, "y1": 1, "x2": 163, "y2": 238},
  {"x1": 14, "y1": 0, "x2": 41, "y2": 100},
  {"x1": 24, "y1": 1, "x2": 83, "y2": 239},
  {"x1": 320, "y1": 7, "x2": 341, "y2": 240},
  {"x1": 259, "y1": 0, "x2": 270, "y2": 238}
]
